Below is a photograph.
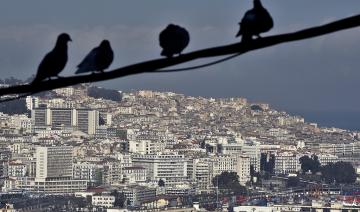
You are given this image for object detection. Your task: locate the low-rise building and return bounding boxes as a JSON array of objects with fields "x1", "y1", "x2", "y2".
[{"x1": 92, "y1": 195, "x2": 115, "y2": 208}]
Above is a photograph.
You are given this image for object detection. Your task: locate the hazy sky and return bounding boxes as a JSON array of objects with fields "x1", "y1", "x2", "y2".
[{"x1": 0, "y1": 0, "x2": 360, "y2": 113}]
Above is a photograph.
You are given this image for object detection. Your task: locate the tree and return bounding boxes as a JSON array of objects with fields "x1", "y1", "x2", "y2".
[
  {"x1": 212, "y1": 171, "x2": 246, "y2": 195},
  {"x1": 0, "y1": 15, "x2": 359, "y2": 100},
  {"x1": 299, "y1": 155, "x2": 321, "y2": 174},
  {"x1": 0, "y1": 98, "x2": 28, "y2": 115},
  {"x1": 321, "y1": 161, "x2": 356, "y2": 184},
  {"x1": 158, "y1": 178, "x2": 165, "y2": 187}
]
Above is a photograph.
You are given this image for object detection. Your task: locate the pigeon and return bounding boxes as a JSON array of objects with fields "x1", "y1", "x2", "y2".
[
  {"x1": 75, "y1": 40, "x2": 114, "y2": 74},
  {"x1": 32, "y1": 33, "x2": 72, "y2": 83},
  {"x1": 159, "y1": 24, "x2": 190, "y2": 58},
  {"x1": 236, "y1": 0, "x2": 273, "y2": 42}
]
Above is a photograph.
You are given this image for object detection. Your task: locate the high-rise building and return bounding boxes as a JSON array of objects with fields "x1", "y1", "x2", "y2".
[
  {"x1": 36, "y1": 146, "x2": 73, "y2": 180},
  {"x1": 31, "y1": 108, "x2": 99, "y2": 134}
]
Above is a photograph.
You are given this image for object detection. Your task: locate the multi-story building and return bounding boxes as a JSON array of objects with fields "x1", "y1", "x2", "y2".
[
  {"x1": 317, "y1": 154, "x2": 339, "y2": 166},
  {"x1": 35, "y1": 146, "x2": 73, "y2": 180},
  {"x1": 102, "y1": 160, "x2": 122, "y2": 185},
  {"x1": 92, "y1": 195, "x2": 115, "y2": 208},
  {"x1": 132, "y1": 153, "x2": 187, "y2": 185},
  {"x1": 73, "y1": 162, "x2": 102, "y2": 184},
  {"x1": 54, "y1": 87, "x2": 75, "y2": 97},
  {"x1": 129, "y1": 140, "x2": 165, "y2": 154},
  {"x1": 31, "y1": 108, "x2": 99, "y2": 135},
  {"x1": 2, "y1": 177, "x2": 88, "y2": 194},
  {"x1": 122, "y1": 186, "x2": 157, "y2": 207},
  {"x1": 236, "y1": 156, "x2": 251, "y2": 185},
  {"x1": 241, "y1": 144, "x2": 261, "y2": 172},
  {"x1": 275, "y1": 152, "x2": 302, "y2": 175},
  {"x1": 192, "y1": 158, "x2": 212, "y2": 190},
  {"x1": 220, "y1": 142, "x2": 261, "y2": 171},
  {"x1": 122, "y1": 166, "x2": 147, "y2": 183},
  {"x1": 0, "y1": 160, "x2": 8, "y2": 178},
  {"x1": 8, "y1": 161, "x2": 27, "y2": 177},
  {"x1": 319, "y1": 143, "x2": 360, "y2": 156},
  {"x1": 211, "y1": 155, "x2": 237, "y2": 176},
  {"x1": 25, "y1": 96, "x2": 39, "y2": 110}
]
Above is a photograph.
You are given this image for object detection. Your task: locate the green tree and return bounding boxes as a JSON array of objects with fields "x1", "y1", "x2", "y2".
[
  {"x1": 212, "y1": 171, "x2": 246, "y2": 195},
  {"x1": 321, "y1": 161, "x2": 356, "y2": 184},
  {"x1": 299, "y1": 155, "x2": 321, "y2": 174},
  {"x1": 158, "y1": 178, "x2": 165, "y2": 187}
]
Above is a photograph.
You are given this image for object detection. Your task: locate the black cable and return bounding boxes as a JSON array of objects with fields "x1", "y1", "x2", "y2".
[{"x1": 152, "y1": 53, "x2": 242, "y2": 73}]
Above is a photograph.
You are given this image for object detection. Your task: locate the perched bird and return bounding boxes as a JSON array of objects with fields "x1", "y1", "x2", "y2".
[
  {"x1": 32, "y1": 33, "x2": 72, "y2": 83},
  {"x1": 75, "y1": 40, "x2": 114, "y2": 74},
  {"x1": 236, "y1": 0, "x2": 273, "y2": 42},
  {"x1": 159, "y1": 24, "x2": 190, "y2": 58}
]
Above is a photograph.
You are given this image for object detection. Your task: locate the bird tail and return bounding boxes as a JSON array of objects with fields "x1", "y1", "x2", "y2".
[
  {"x1": 75, "y1": 65, "x2": 89, "y2": 74},
  {"x1": 236, "y1": 30, "x2": 242, "y2": 38}
]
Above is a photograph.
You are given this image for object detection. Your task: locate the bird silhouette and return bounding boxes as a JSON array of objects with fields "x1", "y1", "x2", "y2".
[
  {"x1": 32, "y1": 33, "x2": 72, "y2": 83},
  {"x1": 75, "y1": 40, "x2": 114, "y2": 74},
  {"x1": 236, "y1": 0, "x2": 273, "y2": 42},
  {"x1": 159, "y1": 24, "x2": 190, "y2": 58}
]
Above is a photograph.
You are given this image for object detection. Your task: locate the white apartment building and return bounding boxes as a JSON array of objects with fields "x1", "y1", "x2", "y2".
[
  {"x1": 132, "y1": 153, "x2": 187, "y2": 185},
  {"x1": 220, "y1": 142, "x2": 261, "y2": 172},
  {"x1": 236, "y1": 156, "x2": 251, "y2": 185},
  {"x1": 129, "y1": 140, "x2": 165, "y2": 155},
  {"x1": 211, "y1": 155, "x2": 237, "y2": 176},
  {"x1": 210, "y1": 155, "x2": 251, "y2": 186},
  {"x1": 275, "y1": 152, "x2": 302, "y2": 174},
  {"x1": 122, "y1": 167, "x2": 147, "y2": 183}
]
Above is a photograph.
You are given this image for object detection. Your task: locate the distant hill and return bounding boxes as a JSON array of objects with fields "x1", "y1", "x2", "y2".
[
  {"x1": 87, "y1": 86, "x2": 122, "y2": 102},
  {"x1": 0, "y1": 98, "x2": 28, "y2": 115}
]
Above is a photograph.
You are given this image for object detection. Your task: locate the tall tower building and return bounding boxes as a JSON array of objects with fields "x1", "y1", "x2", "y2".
[{"x1": 36, "y1": 146, "x2": 73, "y2": 180}]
